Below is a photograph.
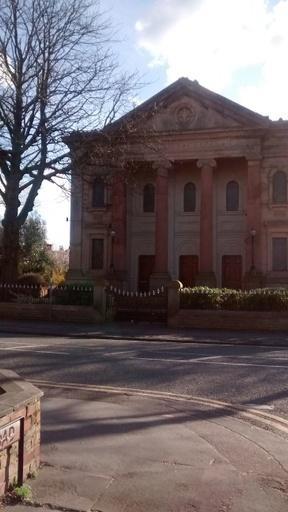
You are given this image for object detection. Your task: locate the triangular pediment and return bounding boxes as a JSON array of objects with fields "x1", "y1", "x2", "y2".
[{"x1": 106, "y1": 78, "x2": 270, "y2": 134}]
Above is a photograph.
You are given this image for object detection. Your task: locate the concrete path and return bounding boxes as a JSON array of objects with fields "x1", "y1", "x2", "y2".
[{"x1": 6, "y1": 392, "x2": 288, "y2": 512}]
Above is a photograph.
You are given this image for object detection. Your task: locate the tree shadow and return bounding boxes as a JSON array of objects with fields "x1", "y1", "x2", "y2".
[
  {"x1": 0, "y1": 333, "x2": 288, "y2": 430},
  {"x1": 39, "y1": 385, "x2": 288, "y2": 448}
]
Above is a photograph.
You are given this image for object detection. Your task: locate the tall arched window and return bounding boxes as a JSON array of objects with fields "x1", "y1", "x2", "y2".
[
  {"x1": 226, "y1": 181, "x2": 239, "y2": 211},
  {"x1": 143, "y1": 183, "x2": 155, "y2": 212},
  {"x1": 184, "y1": 182, "x2": 196, "y2": 212},
  {"x1": 92, "y1": 177, "x2": 105, "y2": 208},
  {"x1": 272, "y1": 171, "x2": 287, "y2": 203}
]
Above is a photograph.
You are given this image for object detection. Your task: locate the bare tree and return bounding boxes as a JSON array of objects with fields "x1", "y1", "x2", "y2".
[{"x1": 0, "y1": 0, "x2": 138, "y2": 281}]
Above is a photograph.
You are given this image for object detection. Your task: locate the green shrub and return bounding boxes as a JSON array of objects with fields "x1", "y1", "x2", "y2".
[
  {"x1": 17, "y1": 273, "x2": 45, "y2": 286},
  {"x1": 15, "y1": 273, "x2": 44, "y2": 298},
  {"x1": 180, "y1": 287, "x2": 288, "y2": 311},
  {"x1": 218, "y1": 288, "x2": 244, "y2": 310},
  {"x1": 8, "y1": 484, "x2": 32, "y2": 503},
  {"x1": 180, "y1": 286, "x2": 221, "y2": 310},
  {"x1": 243, "y1": 288, "x2": 288, "y2": 312}
]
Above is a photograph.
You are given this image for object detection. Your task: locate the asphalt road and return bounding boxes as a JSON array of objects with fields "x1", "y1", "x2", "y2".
[{"x1": 0, "y1": 332, "x2": 288, "y2": 419}]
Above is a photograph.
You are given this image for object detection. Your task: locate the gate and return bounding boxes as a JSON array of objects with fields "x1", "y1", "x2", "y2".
[{"x1": 105, "y1": 285, "x2": 167, "y2": 322}]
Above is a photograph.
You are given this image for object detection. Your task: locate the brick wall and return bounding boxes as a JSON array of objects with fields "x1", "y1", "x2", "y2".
[
  {"x1": 0, "y1": 303, "x2": 102, "y2": 323},
  {"x1": 0, "y1": 371, "x2": 42, "y2": 496},
  {"x1": 168, "y1": 309, "x2": 288, "y2": 331}
]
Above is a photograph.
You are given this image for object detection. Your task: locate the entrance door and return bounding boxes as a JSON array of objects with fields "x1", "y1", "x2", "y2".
[
  {"x1": 179, "y1": 255, "x2": 199, "y2": 287},
  {"x1": 222, "y1": 255, "x2": 242, "y2": 289},
  {"x1": 138, "y1": 255, "x2": 155, "y2": 292}
]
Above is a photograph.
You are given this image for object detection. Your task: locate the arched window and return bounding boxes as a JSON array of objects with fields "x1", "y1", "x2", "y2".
[
  {"x1": 143, "y1": 183, "x2": 155, "y2": 212},
  {"x1": 92, "y1": 177, "x2": 105, "y2": 208},
  {"x1": 226, "y1": 181, "x2": 239, "y2": 211},
  {"x1": 184, "y1": 182, "x2": 196, "y2": 212},
  {"x1": 272, "y1": 171, "x2": 287, "y2": 203}
]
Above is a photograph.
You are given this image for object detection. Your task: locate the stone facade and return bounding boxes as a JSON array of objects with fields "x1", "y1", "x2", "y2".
[{"x1": 65, "y1": 78, "x2": 288, "y2": 290}]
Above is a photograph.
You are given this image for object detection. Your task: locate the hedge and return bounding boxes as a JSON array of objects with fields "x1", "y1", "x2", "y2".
[{"x1": 180, "y1": 286, "x2": 288, "y2": 311}]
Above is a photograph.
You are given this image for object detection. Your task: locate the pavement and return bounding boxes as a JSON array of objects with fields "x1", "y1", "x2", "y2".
[
  {"x1": 4, "y1": 390, "x2": 288, "y2": 512},
  {"x1": 1, "y1": 319, "x2": 288, "y2": 346},
  {"x1": 1, "y1": 322, "x2": 288, "y2": 510}
]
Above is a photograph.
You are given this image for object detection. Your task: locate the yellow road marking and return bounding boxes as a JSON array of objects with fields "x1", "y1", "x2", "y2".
[{"x1": 30, "y1": 379, "x2": 288, "y2": 434}]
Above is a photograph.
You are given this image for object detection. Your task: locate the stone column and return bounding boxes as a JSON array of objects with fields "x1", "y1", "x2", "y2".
[
  {"x1": 111, "y1": 175, "x2": 127, "y2": 284},
  {"x1": 149, "y1": 161, "x2": 171, "y2": 289},
  {"x1": 167, "y1": 280, "x2": 183, "y2": 322},
  {"x1": 196, "y1": 158, "x2": 217, "y2": 287},
  {"x1": 244, "y1": 158, "x2": 264, "y2": 289},
  {"x1": 67, "y1": 167, "x2": 84, "y2": 281}
]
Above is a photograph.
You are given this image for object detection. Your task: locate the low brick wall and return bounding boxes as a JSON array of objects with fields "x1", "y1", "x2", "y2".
[
  {"x1": 168, "y1": 309, "x2": 288, "y2": 331},
  {"x1": 0, "y1": 303, "x2": 102, "y2": 323},
  {"x1": 0, "y1": 370, "x2": 43, "y2": 496}
]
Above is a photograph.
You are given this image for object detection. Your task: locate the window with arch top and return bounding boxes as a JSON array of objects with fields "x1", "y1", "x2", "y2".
[
  {"x1": 184, "y1": 182, "x2": 196, "y2": 212},
  {"x1": 143, "y1": 183, "x2": 155, "y2": 212},
  {"x1": 226, "y1": 181, "x2": 239, "y2": 211},
  {"x1": 272, "y1": 171, "x2": 287, "y2": 204},
  {"x1": 92, "y1": 177, "x2": 105, "y2": 208}
]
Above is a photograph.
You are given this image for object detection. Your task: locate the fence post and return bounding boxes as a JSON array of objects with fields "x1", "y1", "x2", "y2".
[
  {"x1": 167, "y1": 280, "x2": 183, "y2": 322},
  {"x1": 48, "y1": 285, "x2": 53, "y2": 320},
  {"x1": 93, "y1": 279, "x2": 107, "y2": 319}
]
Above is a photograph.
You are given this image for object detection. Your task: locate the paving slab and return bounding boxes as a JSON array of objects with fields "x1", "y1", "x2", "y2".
[{"x1": 3, "y1": 393, "x2": 288, "y2": 512}]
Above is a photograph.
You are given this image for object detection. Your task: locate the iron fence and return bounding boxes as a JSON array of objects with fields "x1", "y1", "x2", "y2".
[
  {"x1": 0, "y1": 283, "x2": 93, "y2": 306},
  {"x1": 106, "y1": 285, "x2": 167, "y2": 321}
]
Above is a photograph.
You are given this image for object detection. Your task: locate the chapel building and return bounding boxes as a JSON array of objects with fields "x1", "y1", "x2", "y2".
[{"x1": 65, "y1": 78, "x2": 288, "y2": 291}]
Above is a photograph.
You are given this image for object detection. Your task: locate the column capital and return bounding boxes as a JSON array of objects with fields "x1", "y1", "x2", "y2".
[
  {"x1": 152, "y1": 159, "x2": 173, "y2": 177},
  {"x1": 196, "y1": 158, "x2": 217, "y2": 170},
  {"x1": 246, "y1": 157, "x2": 262, "y2": 167},
  {"x1": 245, "y1": 150, "x2": 262, "y2": 162}
]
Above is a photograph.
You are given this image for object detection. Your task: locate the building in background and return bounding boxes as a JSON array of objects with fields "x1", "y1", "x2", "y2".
[{"x1": 65, "y1": 78, "x2": 288, "y2": 290}]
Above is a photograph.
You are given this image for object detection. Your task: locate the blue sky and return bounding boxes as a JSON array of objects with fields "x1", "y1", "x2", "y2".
[{"x1": 39, "y1": 0, "x2": 288, "y2": 248}]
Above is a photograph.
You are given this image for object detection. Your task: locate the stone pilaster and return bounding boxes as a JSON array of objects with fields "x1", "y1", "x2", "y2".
[
  {"x1": 67, "y1": 167, "x2": 84, "y2": 282},
  {"x1": 110, "y1": 174, "x2": 127, "y2": 284},
  {"x1": 243, "y1": 158, "x2": 264, "y2": 289},
  {"x1": 149, "y1": 161, "x2": 172, "y2": 289},
  {"x1": 195, "y1": 159, "x2": 217, "y2": 287}
]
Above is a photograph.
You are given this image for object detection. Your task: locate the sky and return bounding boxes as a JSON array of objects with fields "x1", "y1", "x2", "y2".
[{"x1": 37, "y1": 0, "x2": 288, "y2": 248}]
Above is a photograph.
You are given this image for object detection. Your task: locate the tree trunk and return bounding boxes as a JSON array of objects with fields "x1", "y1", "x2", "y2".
[
  {"x1": 1, "y1": 175, "x2": 21, "y2": 282},
  {"x1": 1, "y1": 220, "x2": 20, "y2": 282}
]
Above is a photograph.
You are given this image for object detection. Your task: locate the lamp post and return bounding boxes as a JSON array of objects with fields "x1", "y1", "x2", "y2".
[
  {"x1": 109, "y1": 224, "x2": 116, "y2": 273},
  {"x1": 250, "y1": 228, "x2": 256, "y2": 271}
]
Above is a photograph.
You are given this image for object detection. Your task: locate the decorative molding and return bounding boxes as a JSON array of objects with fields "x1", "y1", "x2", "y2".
[
  {"x1": 176, "y1": 106, "x2": 197, "y2": 129},
  {"x1": 196, "y1": 158, "x2": 217, "y2": 169},
  {"x1": 267, "y1": 166, "x2": 288, "y2": 183},
  {"x1": 152, "y1": 160, "x2": 173, "y2": 176},
  {"x1": 127, "y1": 136, "x2": 262, "y2": 161},
  {"x1": 246, "y1": 156, "x2": 262, "y2": 165}
]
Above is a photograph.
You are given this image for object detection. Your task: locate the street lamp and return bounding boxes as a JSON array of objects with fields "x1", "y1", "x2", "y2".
[
  {"x1": 108, "y1": 224, "x2": 116, "y2": 273},
  {"x1": 250, "y1": 228, "x2": 256, "y2": 271}
]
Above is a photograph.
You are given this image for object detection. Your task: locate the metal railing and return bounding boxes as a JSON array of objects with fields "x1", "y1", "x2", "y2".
[
  {"x1": 106, "y1": 284, "x2": 167, "y2": 321},
  {"x1": 0, "y1": 283, "x2": 93, "y2": 306}
]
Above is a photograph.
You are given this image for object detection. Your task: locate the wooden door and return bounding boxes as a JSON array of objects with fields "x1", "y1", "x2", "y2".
[
  {"x1": 222, "y1": 255, "x2": 242, "y2": 289},
  {"x1": 138, "y1": 255, "x2": 155, "y2": 292},
  {"x1": 179, "y1": 255, "x2": 199, "y2": 287}
]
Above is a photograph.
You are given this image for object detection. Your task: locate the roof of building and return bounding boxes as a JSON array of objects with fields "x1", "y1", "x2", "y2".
[{"x1": 65, "y1": 77, "x2": 288, "y2": 144}]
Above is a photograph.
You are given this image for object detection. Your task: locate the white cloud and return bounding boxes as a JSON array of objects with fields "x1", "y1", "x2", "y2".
[{"x1": 136, "y1": 0, "x2": 288, "y2": 119}]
